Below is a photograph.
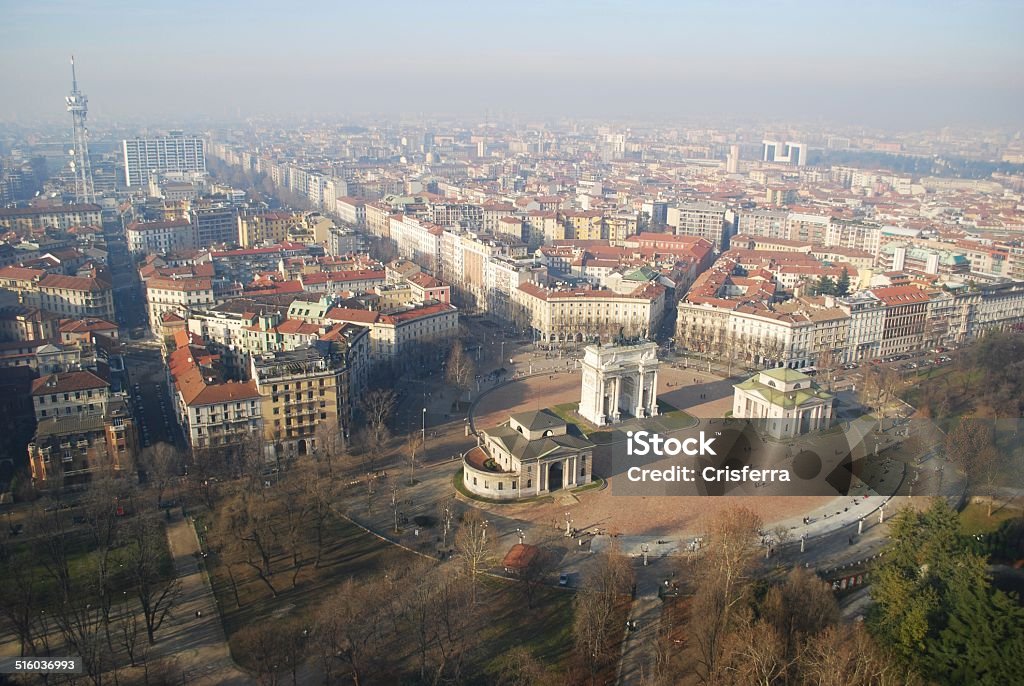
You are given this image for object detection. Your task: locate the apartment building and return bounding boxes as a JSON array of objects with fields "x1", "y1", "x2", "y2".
[
  {"x1": 335, "y1": 197, "x2": 366, "y2": 227},
  {"x1": 871, "y1": 286, "x2": 929, "y2": 357},
  {"x1": 0, "y1": 204, "x2": 103, "y2": 232},
  {"x1": 390, "y1": 215, "x2": 443, "y2": 272},
  {"x1": 168, "y1": 338, "x2": 262, "y2": 453},
  {"x1": 30, "y1": 369, "x2": 111, "y2": 421},
  {"x1": 145, "y1": 276, "x2": 215, "y2": 332},
  {"x1": 524, "y1": 211, "x2": 565, "y2": 244},
  {"x1": 190, "y1": 203, "x2": 238, "y2": 247},
  {"x1": 122, "y1": 133, "x2": 206, "y2": 186},
  {"x1": 237, "y1": 210, "x2": 299, "y2": 247},
  {"x1": 250, "y1": 346, "x2": 348, "y2": 458},
  {"x1": 27, "y1": 400, "x2": 137, "y2": 483},
  {"x1": 325, "y1": 301, "x2": 458, "y2": 369},
  {"x1": 0, "y1": 266, "x2": 115, "y2": 321},
  {"x1": 511, "y1": 282, "x2": 665, "y2": 345},
  {"x1": 439, "y1": 230, "x2": 526, "y2": 311},
  {"x1": 667, "y1": 201, "x2": 731, "y2": 250},
  {"x1": 127, "y1": 219, "x2": 195, "y2": 255},
  {"x1": 562, "y1": 210, "x2": 605, "y2": 241}
]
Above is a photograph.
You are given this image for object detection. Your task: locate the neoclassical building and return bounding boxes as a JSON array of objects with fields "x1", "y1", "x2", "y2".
[
  {"x1": 462, "y1": 410, "x2": 593, "y2": 501},
  {"x1": 732, "y1": 367, "x2": 835, "y2": 439}
]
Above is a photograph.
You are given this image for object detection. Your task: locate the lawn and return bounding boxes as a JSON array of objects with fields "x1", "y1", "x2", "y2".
[
  {"x1": 207, "y1": 513, "x2": 413, "y2": 642},
  {"x1": 550, "y1": 402, "x2": 601, "y2": 436},
  {"x1": 471, "y1": 577, "x2": 576, "y2": 677},
  {"x1": 959, "y1": 501, "x2": 1024, "y2": 535},
  {"x1": 4, "y1": 516, "x2": 174, "y2": 607}
]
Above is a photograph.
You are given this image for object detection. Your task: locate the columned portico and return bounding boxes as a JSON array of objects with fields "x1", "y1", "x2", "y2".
[{"x1": 579, "y1": 342, "x2": 660, "y2": 426}]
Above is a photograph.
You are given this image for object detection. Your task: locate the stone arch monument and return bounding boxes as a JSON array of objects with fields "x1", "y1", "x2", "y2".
[{"x1": 579, "y1": 342, "x2": 660, "y2": 426}]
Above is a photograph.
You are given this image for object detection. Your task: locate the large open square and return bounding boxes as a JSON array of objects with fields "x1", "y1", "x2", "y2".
[{"x1": 469, "y1": 365, "x2": 835, "y2": 537}]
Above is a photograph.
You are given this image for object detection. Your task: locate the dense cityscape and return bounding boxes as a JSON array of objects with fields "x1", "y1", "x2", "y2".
[{"x1": 1, "y1": 3, "x2": 1023, "y2": 685}]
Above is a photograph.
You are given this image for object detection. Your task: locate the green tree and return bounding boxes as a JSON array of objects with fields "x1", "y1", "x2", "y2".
[
  {"x1": 836, "y1": 267, "x2": 851, "y2": 295},
  {"x1": 931, "y1": 580, "x2": 1024, "y2": 685},
  {"x1": 869, "y1": 499, "x2": 1024, "y2": 683},
  {"x1": 814, "y1": 275, "x2": 838, "y2": 296}
]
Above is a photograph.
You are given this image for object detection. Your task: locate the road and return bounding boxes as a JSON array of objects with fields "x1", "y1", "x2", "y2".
[{"x1": 122, "y1": 345, "x2": 185, "y2": 452}]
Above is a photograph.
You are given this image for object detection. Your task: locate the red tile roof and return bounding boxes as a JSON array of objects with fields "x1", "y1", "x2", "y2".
[{"x1": 31, "y1": 370, "x2": 109, "y2": 395}]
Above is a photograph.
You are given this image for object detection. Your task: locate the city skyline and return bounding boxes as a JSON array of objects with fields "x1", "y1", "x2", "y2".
[{"x1": 1, "y1": 1, "x2": 1023, "y2": 127}]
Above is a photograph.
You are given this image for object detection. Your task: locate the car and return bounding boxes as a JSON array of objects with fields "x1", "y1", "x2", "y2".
[
  {"x1": 842, "y1": 362, "x2": 859, "y2": 370},
  {"x1": 559, "y1": 573, "x2": 570, "y2": 587},
  {"x1": 9, "y1": 523, "x2": 24, "y2": 536}
]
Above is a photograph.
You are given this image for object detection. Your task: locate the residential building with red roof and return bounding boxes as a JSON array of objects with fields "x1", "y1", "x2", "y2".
[
  {"x1": 145, "y1": 275, "x2": 215, "y2": 333},
  {"x1": 30, "y1": 369, "x2": 111, "y2": 421},
  {"x1": 167, "y1": 340, "x2": 262, "y2": 453}
]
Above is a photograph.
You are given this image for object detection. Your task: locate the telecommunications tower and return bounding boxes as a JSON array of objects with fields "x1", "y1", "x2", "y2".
[{"x1": 66, "y1": 56, "x2": 95, "y2": 203}]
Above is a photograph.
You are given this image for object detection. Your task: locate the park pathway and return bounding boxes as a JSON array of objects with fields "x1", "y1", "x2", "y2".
[
  {"x1": 616, "y1": 561, "x2": 666, "y2": 685},
  {"x1": 155, "y1": 515, "x2": 252, "y2": 685}
]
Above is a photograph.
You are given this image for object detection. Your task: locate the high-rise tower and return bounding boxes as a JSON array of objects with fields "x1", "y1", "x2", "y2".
[{"x1": 66, "y1": 56, "x2": 95, "y2": 203}]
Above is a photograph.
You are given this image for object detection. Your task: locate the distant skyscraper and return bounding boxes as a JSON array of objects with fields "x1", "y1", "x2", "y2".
[
  {"x1": 762, "y1": 139, "x2": 806, "y2": 166},
  {"x1": 726, "y1": 144, "x2": 741, "y2": 174},
  {"x1": 122, "y1": 132, "x2": 206, "y2": 186},
  {"x1": 65, "y1": 56, "x2": 95, "y2": 203}
]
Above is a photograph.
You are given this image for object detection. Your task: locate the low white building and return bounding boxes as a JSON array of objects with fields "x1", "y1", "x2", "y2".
[
  {"x1": 732, "y1": 368, "x2": 835, "y2": 439},
  {"x1": 463, "y1": 410, "x2": 594, "y2": 501}
]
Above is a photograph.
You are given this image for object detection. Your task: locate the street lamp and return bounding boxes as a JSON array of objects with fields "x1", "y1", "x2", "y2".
[{"x1": 421, "y1": 407, "x2": 427, "y2": 445}]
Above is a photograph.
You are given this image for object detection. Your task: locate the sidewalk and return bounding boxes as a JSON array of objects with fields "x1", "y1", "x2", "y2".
[{"x1": 155, "y1": 515, "x2": 251, "y2": 685}]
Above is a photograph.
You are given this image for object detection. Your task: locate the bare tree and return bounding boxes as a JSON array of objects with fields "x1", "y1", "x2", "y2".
[
  {"x1": 0, "y1": 548, "x2": 43, "y2": 656},
  {"x1": 572, "y1": 541, "x2": 633, "y2": 678},
  {"x1": 115, "y1": 593, "x2": 141, "y2": 667},
  {"x1": 446, "y1": 340, "x2": 476, "y2": 397},
  {"x1": 139, "y1": 442, "x2": 183, "y2": 508},
  {"x1": 313, "y1": 421, "x2": 347, "y2": 478},
  {"x1": 295, "y1": 457, "x2": 335, "y2": 569},
  {"x1": 492, "y1": 646, "x2": 551, "y2": 686},
  {"x1": 360, "y1": 389, "x2": 396, "y2": 473},
  {"x1": 816, "y1": 348, "x2": 840, "y2": 392},
  {"x1": 51, "y1": 586, "x2": 109, "y2": 686},
  {"x1": 945, "y1": 416, "x2": 998, "y2": 505},
  {"x1": 219, "y1": 493, "x2": 283, "y2": 598},
  {"x1": 123, "y1": 514, "x2": 182, "y2": 644},
  {"x1": 314, "y1": 578, "x2": 384, "y2": 686},
  {"x1": 691, "y1": 505, "x2": 763, "y2": 683},
  {"x1": 518, "y1": 546, "x2": 557, "y2": 610},
  {"x1": 453, "y1": 509, "x2": 495, "y2": 603},
  {"x1": 437, "y1": 496, "x2": 456, "y2": 549},
  {"x1": 404, "y1": 432, "x2": 423, "y2": 486},
  {"x1": 798, "y1": 623, "x2": 923, "y2": 686},
  {"x1": 234, "y1": 620, "x2": 292, "y2": 686}
]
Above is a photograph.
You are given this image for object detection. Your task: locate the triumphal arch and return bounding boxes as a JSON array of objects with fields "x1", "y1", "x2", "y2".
[{"x1": 579, "y1": 341, "x2": 660, "y2": 426}]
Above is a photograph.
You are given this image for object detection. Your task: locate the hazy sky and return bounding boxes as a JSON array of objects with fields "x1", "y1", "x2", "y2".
[{"x1": 2, "y1": 0, "x2": 1022, "y2": 128}]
